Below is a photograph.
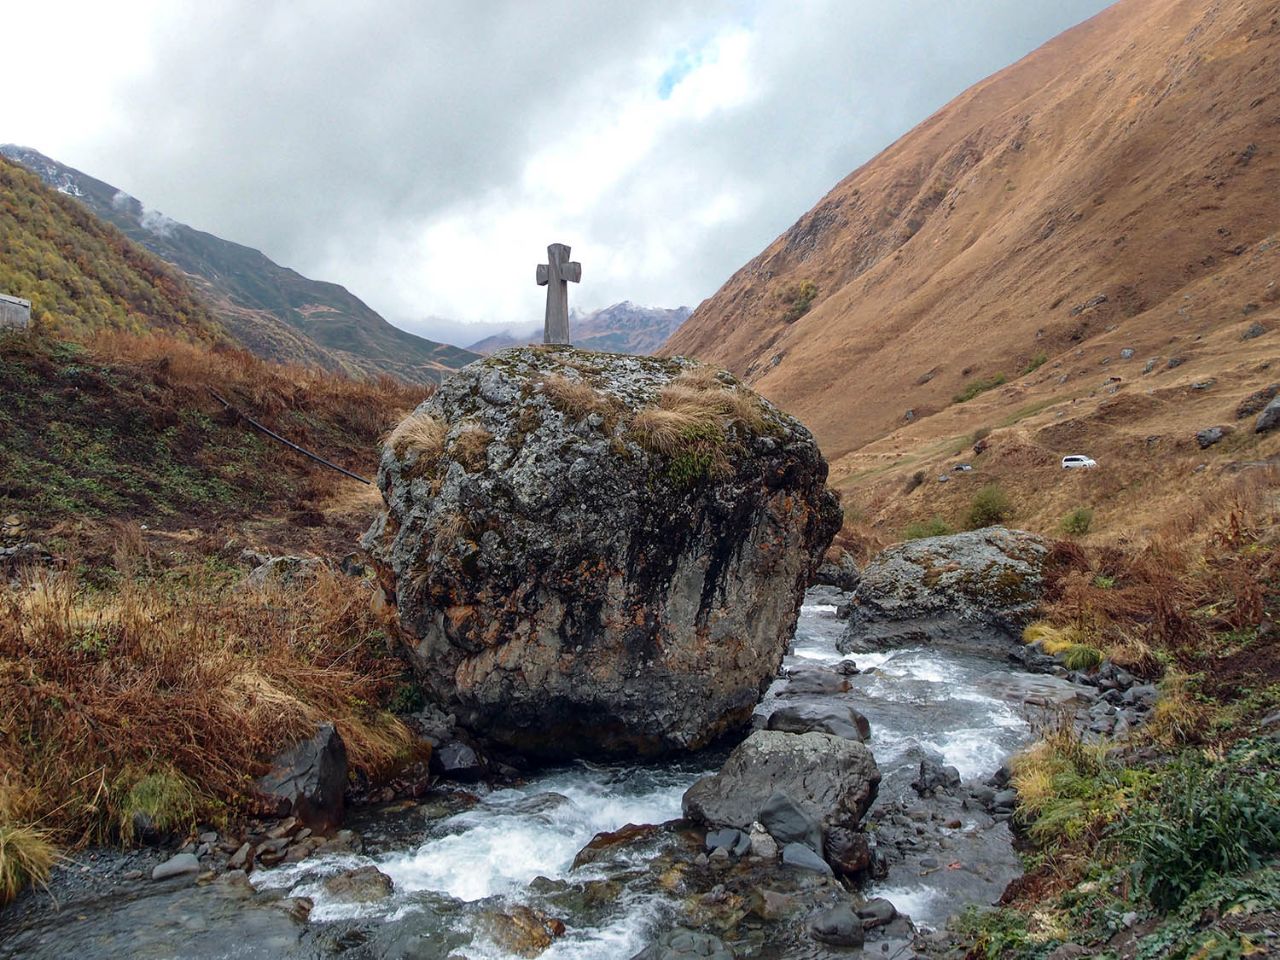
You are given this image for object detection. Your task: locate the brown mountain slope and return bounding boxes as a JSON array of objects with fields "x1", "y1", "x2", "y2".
[{"x1": 666, "y1": 0, "x2": 1280, "y2": 473}]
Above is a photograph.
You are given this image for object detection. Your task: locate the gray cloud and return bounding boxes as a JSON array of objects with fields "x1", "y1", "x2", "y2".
[{"x1": 71, "y1": 0, "x2": 1112, "y2": 343}]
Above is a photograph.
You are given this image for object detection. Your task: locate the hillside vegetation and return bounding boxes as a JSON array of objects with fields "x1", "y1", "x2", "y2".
[
  {"x1": 3, "y1": 146, "x2": 480, "y2": 385},
  {"x1": 0, "y1": 326, "x2": 431, "y2": 901},
  {"x1": 666, "y1": 0, "x2": 1280, "y2": 546},
  {"x1": 0, "y1": 158, "x2": 217, "y2": 340}
]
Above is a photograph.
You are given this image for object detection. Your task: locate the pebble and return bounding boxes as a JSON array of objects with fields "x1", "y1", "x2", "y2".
[{"x1": 151, "y1": 853, "x2": 200, "y2": 881}]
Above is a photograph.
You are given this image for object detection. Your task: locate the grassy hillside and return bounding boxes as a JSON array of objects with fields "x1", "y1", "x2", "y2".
[
  {"x1": 0, "y1": 326, "x2": 431, "y2": 899},
  {"x1": 0, "y1": 158, "x2": 218, "y2": 340},
  {"x1": 665, "y1": 0, "x2": 1280, "y2": 547},
  {"x1": 2, "y1": 146, "x2": 481, "y2": 384}
]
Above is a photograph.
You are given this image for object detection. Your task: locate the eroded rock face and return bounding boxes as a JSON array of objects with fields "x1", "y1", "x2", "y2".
[
  {"x1": 365, "y1": 347, "x2": 841, "y2": 759},
  {"x1": 837, "y1": 527, "x2": 1046, "y2": 656}
]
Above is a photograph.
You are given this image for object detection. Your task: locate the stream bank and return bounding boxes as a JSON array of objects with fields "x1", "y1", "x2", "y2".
[{"x1": 0, "y1": 589, "x2": 1101, "y2": 959}]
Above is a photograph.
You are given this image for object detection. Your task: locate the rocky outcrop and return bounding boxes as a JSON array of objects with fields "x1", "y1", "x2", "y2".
[
  {"x1": 837, "y1": 527, "x2": 1047, "y2": 657},
  {"x1": 681, "y1": 730, "x2": 880, "y2": 848},
  {"x1": 365, "y1": 347, "x2": 842, "y2": 759},
  {"x1": 1256, "y1": 395, "x2": 1280, "y2": 434}
]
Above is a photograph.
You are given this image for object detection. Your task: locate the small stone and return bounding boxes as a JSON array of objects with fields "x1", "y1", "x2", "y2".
[
  {"x1": 322, "y1": 865, "x2": 395, "y2": 903},
  {"x1": 198, "y1": 831, "x2": 218, "y2": 845},
  {"x1": 1166, "y1": 356, "x2": 1186, "y2": 369},
  {"x1": 809, "y1": 903, "x2": 864, "y2": 947},
  {"x1": 707, "y1": 847, "x2": 731, "y2": 869},
  {"x1": 151, "y1": 853, "x2": 200, "y2": 881},
  {"x1": 1243, "y1": 321, "x2": 1266, "y2": 340},
  {"x1": 275, "y1": 897, "x2": 313, "y2": 923},
  {"x1": 1119, "y1": 348, "x2": 1135, "y2": 359},
  {"x1": 759, "y1": 790, "x2": 823, "y2": 854},
  {"x1": 857, "y1": 897, "x2": 898, "y2": 928},
  {"x1": 748, "y1": 822, "x2": 778, "y2": 860},
  {"x1": 1196, "y1": 425, "x2": 1232, "y2": 448},
  {"x1": 781, "y1": 842, "x2": 833, "y2": 875},
  {"x1": 266, "y1": 817, "x2": 299, "y2": 840},
  {"x1": 751, "y1": 888, "x2": 797, "y2": 921},
  {"x1": 121, "y1": 869, "x2": 144, "y2": 881},
  {"x1": 1256, "y1": 395, "x2": 1280, "y2": 434}
]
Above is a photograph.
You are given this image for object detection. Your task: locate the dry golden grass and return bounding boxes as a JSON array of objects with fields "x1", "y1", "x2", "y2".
[
  {"x1": 630, "y1": 406, "x2": 708, "y2": 456},
  {"x1": 85, "y1": 329, "x2": 429, "y2": 440},
  {"x1": 0, "y1": 819, "x2": 55, "y2": 907},
  {"x1": 0, "y1": 563, "x2": 412, "y2": 851},
  {"x1": 540, "y1": 373, "x2": 617, "y2": 424},
  {"x1": 386, "y1": 410, "x2": 447, "y2": 461},
  {"x1": 452, "y1": 424, "x2": 494, "y2": 473}
]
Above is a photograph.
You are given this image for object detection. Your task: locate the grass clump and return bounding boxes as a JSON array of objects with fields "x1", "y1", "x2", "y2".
[
  {"x1": 1012, "y1": 725, "x2": 1146, "y2": 849},
  {"x1": 115, "y1": 766, "x2": 202, "y2": 844},
  {"x1": 451, "y1": 423, "x2": 493, "y2": 473},
  {"x1": 1060, "y1": 507, "x2": 1093, "y2": 536},
  {"x1": 954, "y1": 372, "x2": 1007, "y2": 403},
  {"x1": 903, "y1": 515, "x2": 954, "y2": 540},
  {"x1": 0, "y1": 820, "x2": 56, "y2": 906},
  {"x1": 968, "y1": 483, "x2": 1013, "y2": 528},
  {"x1": 540, "y1": 373, "x2": 618, "y2": 425},
  {"x1": 629, "y1": 366, "x2": 767, "y2": 488},
  {"x1": 1021, "y1": 352, "x2": 1048, "y2": 375},
  {"x1": 386, "y1": 410, "x2": 446, "y2": 460}
]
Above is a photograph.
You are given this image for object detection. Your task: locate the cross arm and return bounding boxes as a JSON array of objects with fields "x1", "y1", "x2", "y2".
[
  {"x1": 562, "y1": 262, "x2": 582, "y2": 283},
  {"x1": 536, "y1": 264, "x2": 549, "y2": 286}
]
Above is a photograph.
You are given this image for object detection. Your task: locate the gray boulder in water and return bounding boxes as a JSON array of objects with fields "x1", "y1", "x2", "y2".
[
  {"x1": 632, "y1": 929, "x2": 735, "y2": 959},
  {"x1": 838, "y1": 527, "x2": 1047, "y2": 656},
  {"x1": 682, "y1": 730, "x2": 880, "y2": 843},
  {"x1": 365, "y1": 347, "x2": 841, "y2": 759}
]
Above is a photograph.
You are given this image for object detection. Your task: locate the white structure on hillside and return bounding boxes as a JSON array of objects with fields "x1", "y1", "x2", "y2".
[{"x1": 0, "y1": 293, "x2": 31, "y2": 329}]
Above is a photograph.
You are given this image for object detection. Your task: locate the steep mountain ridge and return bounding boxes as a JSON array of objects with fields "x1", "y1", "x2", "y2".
[
  {"x1": 467, "y1": 300, "x2": 691, "y2": 355},
  {"x1": 2, "y1": 145, "x2": 479, "y2": 384},
  {"x1": 0, "y1": 157, "x2": 218, "y2": 340},
  {"x1": 666, "y1": 0, "x2": 1280, "y2": 467}
]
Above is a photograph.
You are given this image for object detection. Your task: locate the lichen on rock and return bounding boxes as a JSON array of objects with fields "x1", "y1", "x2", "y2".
[
  {"x1": 837, "y1": 526, "x2": 1047, "y2": 656},
  {"x1": 364, "y1": 346, "x2": 842, "y2": 759}
]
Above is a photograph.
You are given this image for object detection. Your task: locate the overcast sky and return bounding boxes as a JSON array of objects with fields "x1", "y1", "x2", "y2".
[{"x1": 9, "y1": 1, "x2": 1112, "y2": 346}]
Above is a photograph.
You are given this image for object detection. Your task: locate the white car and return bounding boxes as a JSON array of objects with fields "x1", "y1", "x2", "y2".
[{"x1": 1061, "y1": 455, "x2": 1098, "y2": 469}]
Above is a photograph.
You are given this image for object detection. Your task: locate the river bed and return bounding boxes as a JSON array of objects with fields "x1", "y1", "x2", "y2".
[{"x1": 1, "y1": 589, "x2": 1086, "y2": 959}]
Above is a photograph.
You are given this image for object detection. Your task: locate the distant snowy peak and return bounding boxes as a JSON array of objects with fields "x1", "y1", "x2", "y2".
[
  {"x1": 2, "y1": 145, "x2": 83, "y2": 197},
  {"x1": 467, "y1": 302, "x2": 691, "y2": 356}
]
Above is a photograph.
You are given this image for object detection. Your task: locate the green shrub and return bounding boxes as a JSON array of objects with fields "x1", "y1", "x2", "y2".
[
  {"x1": 968, "y1": 484, "x2": 1012, "y2": 528},
  {"x1": 1117, "y1": 740, "x2": 1280, "y2": 912},
  {"x1": 115, "y1": 766, "x2": 203, "y2": 844},
  {"x1": 954, "y1": 373, "x2": 1007, "y2": 403},
  {"x1": 903, "y1": 470, "x2": 926, "y2": 494},
  {"x1": 779, "y1": 279, "x2": 818, "y2": 322},
  {"x1": 1062, "y1": 643, "x2": 1104, "y2": 671},
  {"x1": 1021, "y1": 352, "x2": 1048, "y2": 375},
  {"x1": 1061, "y1": 507, "x2": 1094, "y2": 536},
  {"x1": 903, "y1": 515, "x2": 954, "y2": 540}
]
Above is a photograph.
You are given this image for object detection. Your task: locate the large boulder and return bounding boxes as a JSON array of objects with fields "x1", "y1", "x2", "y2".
[
  {"x1": 681, "y1": 731, "x2": 880, "y2": 845},
  {"x1": 365, "y1": 347, "x2": 842, "y2": 759},
  {"x1": 837, "y1": 527, "x2": 1046, "y2": 656}
]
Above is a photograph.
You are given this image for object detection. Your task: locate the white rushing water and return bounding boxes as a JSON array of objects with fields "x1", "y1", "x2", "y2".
[{"x1": 251, "y1": 592, "x2": 1054, "y2": 955}]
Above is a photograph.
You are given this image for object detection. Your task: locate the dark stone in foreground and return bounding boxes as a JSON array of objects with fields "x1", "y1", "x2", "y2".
[
  {"x1": 765, "y1": 702, "x2": 871, "y2": 742},
  {"x1": 632, "y1": 929, "x2": 735, "y2": 959},
  {"x1": 809, "y1": 903, "x2": 864, "y2": 946},
  {"x1": 253, "y1": 723, "x2": 348, "y2": 832},
  {"x1": 682, "y1": 730, "x2": 880, "y2": 847}
]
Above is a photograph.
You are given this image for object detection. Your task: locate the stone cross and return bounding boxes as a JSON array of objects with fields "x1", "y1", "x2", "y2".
[{"x1": 536, "y1": 243, "x2": 581, "y2": 345}]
